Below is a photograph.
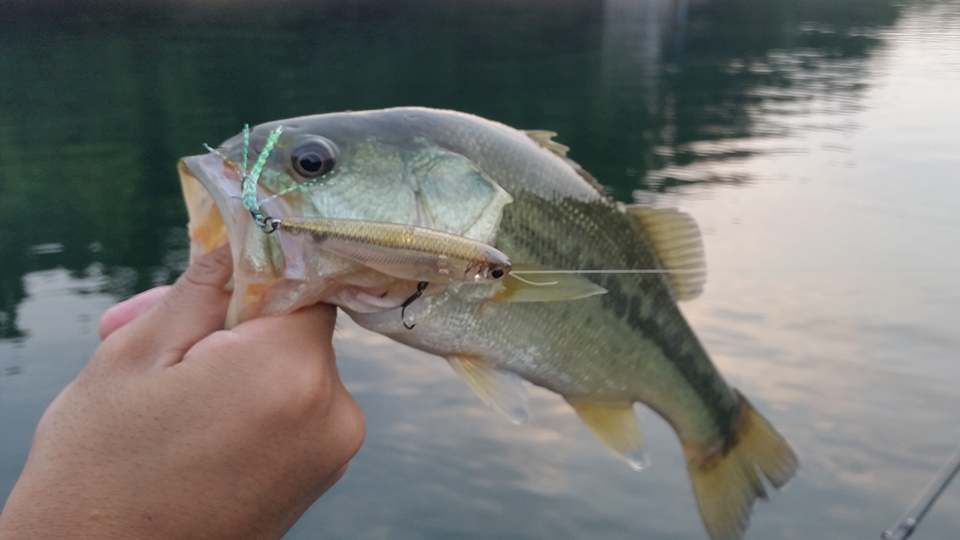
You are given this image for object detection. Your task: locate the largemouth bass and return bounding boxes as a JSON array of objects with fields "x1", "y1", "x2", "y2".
[{"x1": 178, "y1": 107, "x2": 797, "y2": 540}]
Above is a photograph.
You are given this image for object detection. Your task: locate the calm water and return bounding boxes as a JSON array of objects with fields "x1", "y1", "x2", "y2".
[{"x1": 2, "y1": 0, "x2": 960, "y2": 538}]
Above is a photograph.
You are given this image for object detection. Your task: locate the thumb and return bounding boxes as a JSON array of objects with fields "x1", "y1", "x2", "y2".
[{"x1": 121, "y1": 246, "x2": 234, "y2": 367}]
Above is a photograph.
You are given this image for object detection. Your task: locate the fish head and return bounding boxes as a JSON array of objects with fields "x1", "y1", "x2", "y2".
[{"x1": 178, "y1": 111, "x2": 513, "y2": 327}]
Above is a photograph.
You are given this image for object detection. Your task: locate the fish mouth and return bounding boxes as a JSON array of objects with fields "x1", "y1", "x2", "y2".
[
  {"x1": 178, "y1": 154, "x2": 246, "y2": 261},
  {"x1": 178, "y1": 153, "x2": 300, "y2": 327},
  {"x1": 178, "y1": 152, "x2": 409, "y2": 326}
]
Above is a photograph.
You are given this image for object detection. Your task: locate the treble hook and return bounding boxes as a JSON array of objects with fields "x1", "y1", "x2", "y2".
[{"x1": 400, "y1": 281, "x2": 429, "y2": 330}]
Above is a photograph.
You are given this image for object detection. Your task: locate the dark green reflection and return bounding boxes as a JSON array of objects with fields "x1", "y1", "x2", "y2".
[{"x1": 0, "y1": 0, "x2": 899, "y2": 339}]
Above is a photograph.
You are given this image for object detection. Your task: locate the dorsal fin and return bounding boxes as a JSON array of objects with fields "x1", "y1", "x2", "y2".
[
  {"x1": 524, "y1": 130, "x2": 608, "y2": 194},
  {"x1": 625, "y1": 206, "x2": 707, "y2": 301},
  {"x1": 524, "y1": 130, "x2": 570, "y2": 157}
]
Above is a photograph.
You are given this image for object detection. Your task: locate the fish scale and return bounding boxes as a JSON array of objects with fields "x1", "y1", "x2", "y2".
[
  {"x1": 438, "y1": 189, "x2": 735, "y2": 439},
  {"x1": 410, "y1": 112, "x2": 728, "y2": 406},
  {"x1": 179, "y1": 107, "x2": 798, "y2": 540}
]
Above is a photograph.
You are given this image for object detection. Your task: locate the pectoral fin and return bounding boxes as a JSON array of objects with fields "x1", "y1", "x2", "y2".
[
  {"x1": 447, "y1": 355, "x2": 530, "y2": 424},
  {"x1": 566, "y1": 398, "x2": 648, "y2": 471},
  {"x1": 491, "y1": 265, "x2": 607, "y2": 303}
]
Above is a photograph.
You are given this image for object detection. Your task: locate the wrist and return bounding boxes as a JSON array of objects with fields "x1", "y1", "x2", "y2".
[{"x1": 0, "y1": 478, "x2": 130, "y2": 540}]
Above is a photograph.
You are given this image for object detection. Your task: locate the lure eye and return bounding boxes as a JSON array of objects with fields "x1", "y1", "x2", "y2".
[{"x1": 291, "y1": 137, "x2": 338, "y2": 178}]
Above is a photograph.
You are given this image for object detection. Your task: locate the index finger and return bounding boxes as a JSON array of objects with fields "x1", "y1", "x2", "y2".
[
  {"x1": 98, "y1": 286, "x2": 171, "y2": 340},
  {"x1": 231, "y1": 303, "x2": 339, "y2": 356}
]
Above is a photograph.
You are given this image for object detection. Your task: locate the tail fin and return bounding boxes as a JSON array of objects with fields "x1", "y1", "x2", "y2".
[{"x1": 683, "y1": 391, "x2": 798, "y2": 540}]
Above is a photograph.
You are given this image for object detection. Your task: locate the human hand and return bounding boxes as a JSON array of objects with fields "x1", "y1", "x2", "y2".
[{"x1": 0, "y1": 248, "x2": 365, "y2": 540}]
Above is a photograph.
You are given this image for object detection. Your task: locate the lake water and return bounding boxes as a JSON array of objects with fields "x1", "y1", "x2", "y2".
[{"x1": 2, "y1": 0, "x2": 959, "y2": 538}]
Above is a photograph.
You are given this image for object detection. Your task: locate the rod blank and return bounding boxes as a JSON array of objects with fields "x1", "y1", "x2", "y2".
[{"x1": 881, "y1": 445, "x2": 960, "y2": 540}]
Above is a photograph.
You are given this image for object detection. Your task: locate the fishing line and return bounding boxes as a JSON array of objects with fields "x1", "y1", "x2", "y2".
[
  {"x1": 243, "y1": 125, "x2": 284, "y2": 224},
  {"x1": 255, "y1": 173, "x2": 333, "y2": 205},
  {"x1": 512, "y1": 269, "x2": 703, "y2": 275},
  {"x1": 242, "y1": 123, "x2": 250, "y2": 172},
  {"x1": 202, "y1": 144, "x2": 233, "y2": 167},
  {"x1": 205, "y1": 124, "x2": 285, "y2": 234},
  {"x1": 208, "y1": 123, "x2": 337, "y2": 212}
]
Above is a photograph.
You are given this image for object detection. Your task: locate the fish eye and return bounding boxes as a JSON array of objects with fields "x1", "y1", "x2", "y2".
[
  {"x1": 291, "y1": 137, "x2": 338, "y2": 178},
  {"x1": 491, "y1": 268, "x2": 504, "y2": 279}
]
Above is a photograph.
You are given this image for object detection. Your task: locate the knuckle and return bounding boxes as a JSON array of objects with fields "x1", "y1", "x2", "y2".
[
  {"x1": 336, "y1": 393, "x2": 366, "y2": 457},
  {"x1": 193, "y1": 328, "x2": 241, "y2": 353},
  {"x1": 260, "y1": 357, "x2": 334, "y2": 426},
  {"x1": 301, "y1": 390, "x2": 366, "y2": 479},
  {"x1": 182, "y1": 330, "x2": 240, "y2": 365}
]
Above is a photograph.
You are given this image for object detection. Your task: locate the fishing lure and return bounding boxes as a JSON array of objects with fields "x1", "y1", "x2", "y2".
[{"x1": 277, "y1": 216, "x2": 512, "y2": 285}]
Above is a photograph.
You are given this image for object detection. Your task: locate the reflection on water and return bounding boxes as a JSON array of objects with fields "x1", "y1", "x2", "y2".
[
  {"x1": 0, "y1": 0, "x2": 897, "y2": 339},
  {"x1": 3, "y1": 0, "x2": 960, "y2": 539}
]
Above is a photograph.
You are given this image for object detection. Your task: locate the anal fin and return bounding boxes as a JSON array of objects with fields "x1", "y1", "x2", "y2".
[
  {"x1": 447, "y1": 355, "x2": 530, "y2": 424},
  {"x1": 566, "y1": 398, "x2": 648, "y2": 471}
]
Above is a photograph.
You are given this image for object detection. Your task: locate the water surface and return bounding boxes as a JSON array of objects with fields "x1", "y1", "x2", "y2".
[{"x1": 2, "y1": 1, "x2": 959, "y2": 538}]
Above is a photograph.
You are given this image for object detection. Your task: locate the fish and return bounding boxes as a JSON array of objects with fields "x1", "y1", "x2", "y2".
[{"x1": 178, "y1": 107, "x2": 798, "y2": 540}]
